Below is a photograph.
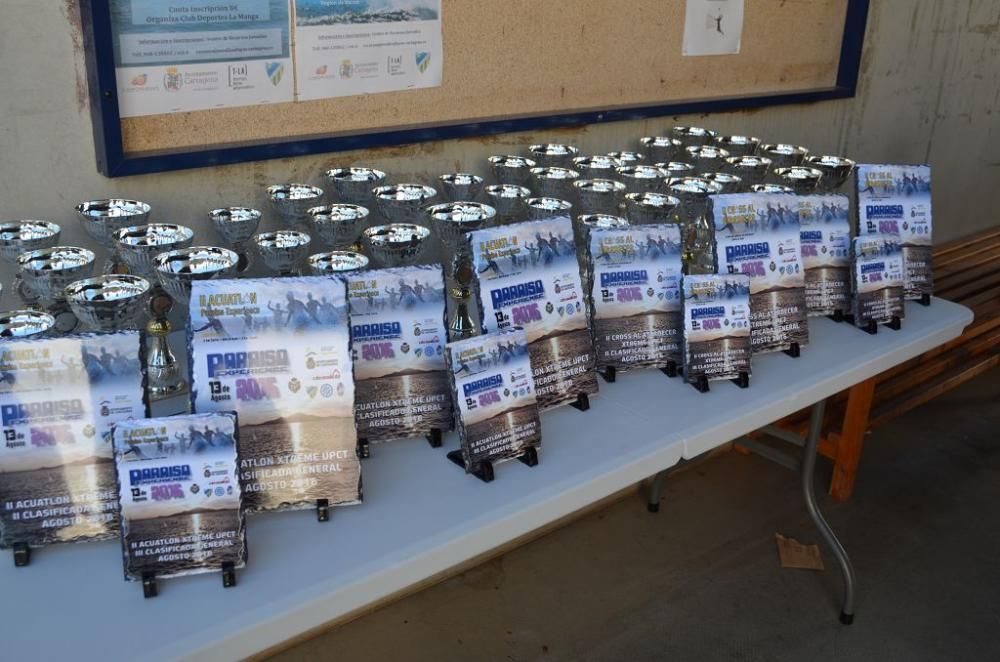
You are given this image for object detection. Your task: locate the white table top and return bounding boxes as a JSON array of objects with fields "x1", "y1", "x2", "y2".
[{"x1": 0, "y1": 298, "x2": 972, "y2": 661}]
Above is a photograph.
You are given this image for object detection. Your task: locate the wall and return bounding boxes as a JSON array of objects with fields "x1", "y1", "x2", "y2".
[{"x1": 1, "y1": 0, "x2": 998, "y2": 286}]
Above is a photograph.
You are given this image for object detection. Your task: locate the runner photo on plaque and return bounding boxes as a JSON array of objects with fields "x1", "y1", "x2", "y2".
[
  {"x1": 470, "y1": 217, "x2": 599, "y2": 410},
  {"x1": 347, "y1": 265, "x2": 453, "y2": 443},
  {"x1": 189, "y1": 277, "x2": 360, "y2": 514},
  {"x1": 856, "y1": 164, "x2": 933, "y2": 300},
  {"x1": 112, "y1": 412, "x2": 246, "y2": 584},
  {"x1": 797, "y1": 194, "x2": 852, "y2": 317},
  {"x1": 852, "y1": 233, "x2": 905, "y2": 327},
  {"x1": 711, "y1": 193, "x2": 809, "y2": 354},
  {"x1": 682, "y1": 274, "x2": 752, "y2": 383},
  {"x1": 0, "y1": 332, "x2": 145, "y2": 553},
  {"x1": 588, "y1": 225, "x2": 683, "y2": 373},
  {"x1": 446, "y1": 328, "x2": 541, "y2": 470}
]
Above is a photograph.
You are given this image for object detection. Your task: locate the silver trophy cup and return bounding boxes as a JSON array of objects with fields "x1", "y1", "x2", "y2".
[
  {"x1": 325, "y1": 167, "x2": 387, "y2": 205},
  {"x1": 209, "y1": 207, "x2": 261, "y2": 272},
  {"x1": 750, "y1": 183, "x2": 794, "y2": 194},
  {"x1": 529, "y1": 166, "x2": 580, "y2": 201},
  {"x1": 724, "y1": 155, "x2": 773, "y2": 189},
  {"x1": 65, "y1": 274, "x2": 150, "y2": 332},
  {"x1": 775, "y1": 166, "x2": 824, "y2": 194},
  {"x1": 607, "y1": 151, "x2": 645, "y2": 166},
  {"x1": 573, "y1": 178, "x2": 627, "y2": 215},
  {"x1": 114, "y1": 223, "x2": 195, "y2": 277},
  {"x1": 267, "y1": 184, "x2": 324, "y2": 229},
  {"x1": 0, "y1": 220, "x2": 61, "y2": 263},
  {"x1": 428, "y1": 201, "x2": 497, "y2": 340},
  {"x1": 18, "y1": 246, "x2": 96, "y2": 304},
  {"x1": 625, "y1": 192, "x2": 680, "y2": 225},
  {"x1": 805, "y1": 155, "x2": 856, "y2": 192},
  {"x1": 714, "y1": 135, "x2": 761, "y2": 158},
  {"x1": 575, "y1": 214, "x2": 630, "y2": 294},
  {"x1": 655, "y1": 161, "x2": 697, "y2": 181},
  {"x1": 488, "y1": 155, "x2": 536, "y2": 185},
  {"x1": 152, "y1": 246, "x2": 239, "y2": 399},
  {"x1": 374, "y1": 183, "x2": 438, "y2": 226},
  {"x1": 484, "y1": 184, "x2": 532, "y2": 224},
  {"x1": 616, "y1": 165, "x2": 668, "y2": 195},
  {"x1": 685, "y1": 145, "x2": 732, "y2": 175},
  {"x1": 526, "y1": 197, "x2": 573, "y2": 221},
  {"x1": 761, "y1": 144, "x2": 810, "y2": 170},
  {"x1": 640, "y1": 136, "x2": 683, "y2": 163},
  {"x1": 306, "y1": 204, "x2": 369, "y2": 250},
  {"x1": 703, "y1": 172, "x2": 744, "y2": 194},
  {"x1": 0, "y1": 309, "x2": 55, "y2": 338},
  {"x1": 362, "y1": 223, "x2": 432, "y2": 267},
  {"x1": 306, "y1": 251, "x2": 370, "y2": 276},
  {"x1": 671, "y1": 126, "x2": 717, "y2": 148},
  {"x1": 253, "y1": 230, "x2": 313, "y2": 275},
  {"x1": 528, "y1": 144, "x2": 579, "y2": 168},
  {"x1": 439, "y1": 173, "x2": 485, "y2": 202},
  {"x1": 75, "y1": 199, "x2": 151, "y2": 273}
]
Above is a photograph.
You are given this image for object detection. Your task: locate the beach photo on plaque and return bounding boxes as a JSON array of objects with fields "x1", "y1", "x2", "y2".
[
  {"x1": 113, "y1": 412, "x2": 246, "y2": 582},
  {"x1": 0, "y1": 331, "x2": 145, "y2": 550},
  {"x1": 470, "y1": 217, "x2": 599, "y2": 410},
  {"x1": 852, "y1": 234, "x2": 905, "y2": 326},
  {"x1": 189, "y1": 277, "x2": 360, "y2": 513},
  {"x1": 711, "y1": 193, "x2": 809, "y2": 353},
  {"x1": 682, "y1": 274, "x2": 752, "y2": 383},
  {"x1": 347, "y1": 265, "x2": 453, "y2": 443},
  {"x1": 588, "y1": 224, "x2": 683, "y2": 372},
  {"x1": 856, "y1": 164, "x2": 933, "y2": 300},
  {"x1": 446, "y1": 328, "x2": 541, "y2": 470},
  {"x1": 797, "y1": 194, "x2": 852, "y2": 317}
]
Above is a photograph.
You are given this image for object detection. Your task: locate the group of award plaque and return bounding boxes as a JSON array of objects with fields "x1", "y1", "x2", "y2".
[{"x1": 0, "y1": 126, "x2": 933, "y2": 596}]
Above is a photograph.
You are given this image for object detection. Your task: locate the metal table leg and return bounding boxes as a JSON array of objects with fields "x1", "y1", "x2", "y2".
[
  {"x1": 647, "y1": 470, "x2": 668, "y2": 512},
  {"x1": 802, "y1": 398, "x2": 857, "y2": 624}
]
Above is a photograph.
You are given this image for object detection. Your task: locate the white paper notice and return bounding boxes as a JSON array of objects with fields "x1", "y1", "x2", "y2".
[
  {"x1": 682, "y1": 0, "x2": 745, "y2": 56},
  {"x1": 111, "y1": 0, "x2": 294, "y2": 117},
  {"x1": 294, "y1": 0, "x2": 443, "y2": 101}
]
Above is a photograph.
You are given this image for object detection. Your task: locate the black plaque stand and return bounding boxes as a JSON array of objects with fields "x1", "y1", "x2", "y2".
[
  {"x1": 221, "y1": 562, "x2": 237, "y2": 588},
  {"x1": 142, "y1": 572, "x2": 158, "y2": 599},
  {"x1": 599, "y1": 366, "x2": 616, "y2": 383},
  {"x1": 919, "y1": 293, "x2": 931, "y2": 306},
  {"x1": 426, "y1": 428, "x2": 443, "y2": 448},
  {"x1": 828, "y1": 309, "x2": 847, "y2": 323},
  {"x1": 783, "y1": 342, "x2": 801, "y2": 358},
  {"x1": 731, "y1": 371, "x2": 751, "y2": 388},
  {"x1": 356, "y1": 438, "x2": 370, "y2": 459},
  {"x1": 687, "y1": 369, "x2": 749, "y2": 393},
  {"x1": 12, "y1": 542, "x2": 30, "y2": 567},
  {"x1": 569, "y1": 393, "x2": 590, "y2": 412},
  {"x1": 446, "y1": 447, "x2": 539, "y2": 484},
  {"x1": 660, "y1": 360, "x2": 679, "y2": 378},
  {"x1": 316, "y1": 498, "x2": 330, "y2": 522},
  {"x1": 857, "y1": 316, "x2": 902, "y2": 335}
]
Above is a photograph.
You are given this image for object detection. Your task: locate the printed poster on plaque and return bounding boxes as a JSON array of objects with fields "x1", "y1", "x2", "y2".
[
  {"x1": 797, "y1": 194, "x2": 852, "y2": 317},
  {"x1": 446, "y1": 328, "x2": 541, "y2": 470},
  {"x1": 0, "y1": 332, "x2": 146, "y2": 550},
  {"x1": 189, "y1": 276, "x2": 360, "y2": 513},
  {"x1": 711, "y1": 193, "x2": 809, "y2": 354},
  {"x1": 470, "y1": 217, "x2": 599, "y2": 410},
  {"x1": 113, "y1": 412, "x2": 246, "y2": 582},
  {"x1": 856, "y1": 164, "x2": 933, "y2": 300},
  {"x1": 852, "y1": 234, "x2": 905, "y2": 327},
  {"x1": 588, "y1": 225, "x2": 684, "y2": 372},
  {"x1": 346, "y1": 265, "x2": 453, "y2": 442},
  {"x1": 682, "y1": 274, "x2": 752, "y2": 383}
]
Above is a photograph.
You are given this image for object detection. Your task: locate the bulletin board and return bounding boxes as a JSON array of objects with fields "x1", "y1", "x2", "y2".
[{"x1": 81, "y1": 0, "x2": 870, "y2": 177}]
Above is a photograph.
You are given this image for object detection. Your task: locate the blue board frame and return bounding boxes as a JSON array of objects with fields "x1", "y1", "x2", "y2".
[{"x1": 80, "y1": 0, "x2": 870, "y2": 179}]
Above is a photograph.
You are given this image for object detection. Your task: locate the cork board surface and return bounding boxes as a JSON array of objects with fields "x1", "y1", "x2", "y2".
[{"x1": 120, "y1": 0, "x2": 849, "y2": 156}]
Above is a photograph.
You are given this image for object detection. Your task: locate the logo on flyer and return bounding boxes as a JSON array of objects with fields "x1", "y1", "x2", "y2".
[
  {"x1": 388, "y1": 54, "x2": 404, "y2": 75},
  {"x1": 340, "y1": 59, "x2": 354, "y2": 78},
  {"x1": 315, "y1": 65, "x2": 328, "y2": 75},
  {"x1": 416, "y1": 52, "x2": 430, "y2": 73},
  {"x1": 265, "y1": 62, "x2": 284, "y2": 86},
  {"x1": 228, "y1": 64, "x2": 249, "y2": 89},
  {"x1": 164, "y1": 67, "x2": 182, "y2": 91},
  {"x1": 130, "y1": 73, "x2": 148, "y2": 86}
]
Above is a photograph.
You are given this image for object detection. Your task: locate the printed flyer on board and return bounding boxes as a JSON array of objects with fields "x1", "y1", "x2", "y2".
[
  {"x1": 111, "y1": 0, "x2": 294, "y2": 116},
  {"x1": 294, "y1": 0, "x2": 443, "y2": 101},
  {"x1": 189, "y1": 276, "x2": 361, "y2": 513},
  {"x1": 347, "y1": 265, "x2": 453, "y2": 442},
  {"x1": 113, "y1": 412, "x2": 246, "y2": 581},
  {"x1": 0, "y1": 332, "x2": 145, "y2": 548},
  {"x1": 588, "y1": 225, "x2": 683, "y2": 371},
  {"x1": 446, "y1": 328, "x2": 540, "y2": 469},
  {"x1": 797, "y1": 194, "x2": 852, "y2": 317},
  {"x1": 856, "y1": 164, "x2": 933, "y2": 299},
  {"x1": 470, "y1": 217, "x2": 599, "y2": 410},
  {"x1": 712, "y1": 193, "x2": 809, "y2": 353},
  {"x1": 852, "y1": 234, "x2": 905, "y2": 326},
  {"x1": 682, "y1": 274, "x2": 752, "y2": 382}
]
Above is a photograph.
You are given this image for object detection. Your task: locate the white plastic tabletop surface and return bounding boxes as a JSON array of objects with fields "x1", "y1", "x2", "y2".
[{"x1": 0, "y1": 298, "x2": 972, "y2": 661}]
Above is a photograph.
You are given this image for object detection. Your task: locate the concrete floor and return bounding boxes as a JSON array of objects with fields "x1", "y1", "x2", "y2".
[{"x1": 277, "y1": 370, "x2": 1000, "y2": 661}]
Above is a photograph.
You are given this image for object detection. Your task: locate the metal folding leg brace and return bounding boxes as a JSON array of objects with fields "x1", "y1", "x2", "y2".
[{"x1": 646, "y1": 398, "x2": 856, "y2": 624}]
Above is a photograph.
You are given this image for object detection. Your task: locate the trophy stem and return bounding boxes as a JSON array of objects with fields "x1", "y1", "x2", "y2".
[
  {"x1": 447, "y1": 252, "x2": 479, "y2": 341},
  {"x1": 145, "y1": 285, "x2": 186, "y2": 401}
]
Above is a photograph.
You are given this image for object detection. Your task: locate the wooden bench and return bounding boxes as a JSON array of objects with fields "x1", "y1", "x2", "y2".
[{"x1": 761, "y1": 227, "x2": 1000, "y2": 500}]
